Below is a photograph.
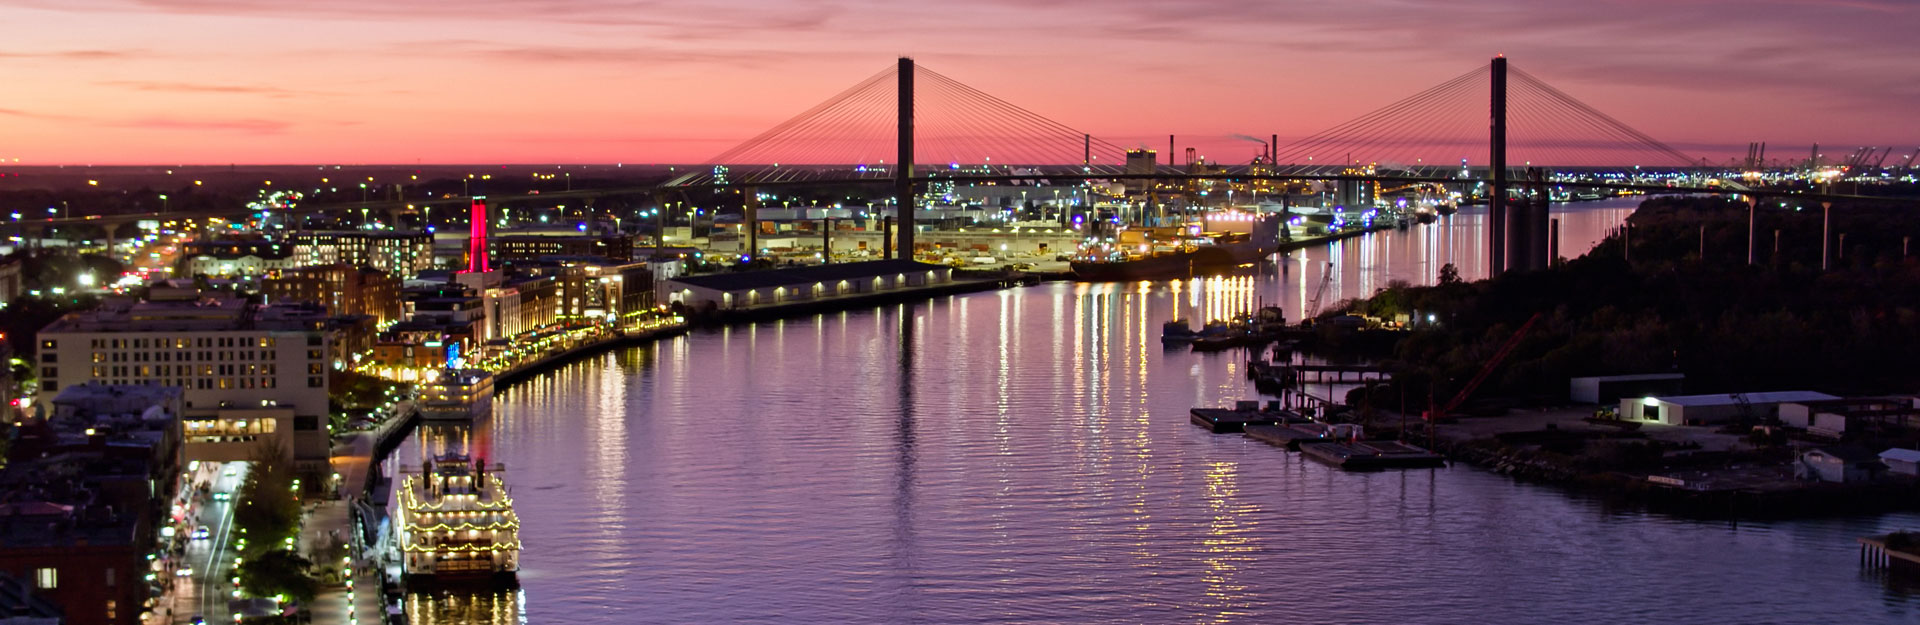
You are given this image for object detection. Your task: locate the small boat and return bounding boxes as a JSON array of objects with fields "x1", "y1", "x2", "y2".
[{"x1": 1161, "y1": 319, "x2": 1199, "y2": 345}]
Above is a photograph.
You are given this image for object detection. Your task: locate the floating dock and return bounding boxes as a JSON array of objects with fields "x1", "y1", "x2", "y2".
[
  {"x1": 1190, "y1": 400, "x2": 1305, "y2": 433},
  {"x1": 1299, "y1": 440, "x2": 1446, "y2": 470},
  {"x1": 1243, "y1": 423, "x2": 1338, "y2": 450}
]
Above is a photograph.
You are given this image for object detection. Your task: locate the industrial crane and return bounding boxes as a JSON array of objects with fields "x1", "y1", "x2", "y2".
[
  {"x1": 1304, "y1": 264, "x2": 1334, "y2": 321},
  {"x1": 1424, "y1": 312, "x2": 1543, "y2": 421}
]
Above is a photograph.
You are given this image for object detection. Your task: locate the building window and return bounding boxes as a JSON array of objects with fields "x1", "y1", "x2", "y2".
[
  {"x1": 308, "y1": 377, "x2": 322, "y2": 388},
  {"x1": 34, "y1": 567, "x2": 54, "y2": 589},
  {"x1": 38, "y1": 340, "x2": 54, "y2": 351},
  {"x1": 105, "y1": 567, "x2": 114, "y2": 586},
  {"x1": 39, "y1": 352, "x2": 54, "y2": 363},
  {"x1": 106, "y1": 599, "x2": 116, "y2": 620},
  {"x1": 40, "y1": 380, "x2": 55, "y2": 392}
]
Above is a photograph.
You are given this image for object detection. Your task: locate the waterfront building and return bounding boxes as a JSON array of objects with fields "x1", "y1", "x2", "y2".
[
  {"x1": 1568, "y1": 373, "x2": 1686, "y2": 404},
  {"x1": 370, "y1": 325, "x2": 472, "y2": 382},
  {"x1": 1620, "y1": 391, "x2": 1840, "y2": 426},
  {"x1": 261, "y1": 263, "x2": 404, "y2": 327},
  {"x1": 506, "y1": 258, "x2": 657, "y2": 325},
  {"x1": 1776, "y1": 397, "x2": 1920, "y2": 439},
  {"x1": 1796, "y1": 447, "x2": 1885, "y2": 483},
  {"x1": 1880, "y1": 448, "x2": 1920, "y2": 476},
  {"x1": 290, "y1": 230, "x2": 433, "y2": 278},
  {"x1": 34, "y1": 292, "x2": 332, "y2": 470}
]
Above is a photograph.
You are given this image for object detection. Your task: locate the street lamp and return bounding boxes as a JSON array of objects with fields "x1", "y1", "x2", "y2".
[{"x1": 159, "y1": 194, "x2": 169, "y2": 214}]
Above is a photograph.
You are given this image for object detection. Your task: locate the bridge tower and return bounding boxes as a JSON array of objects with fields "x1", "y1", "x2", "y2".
[
  {"x1": 1489, "y1": 55, "x2": 1509, "y2": 277},
  {"x1": 896, "y1": 56, "x2": 916, "y2": 261}
]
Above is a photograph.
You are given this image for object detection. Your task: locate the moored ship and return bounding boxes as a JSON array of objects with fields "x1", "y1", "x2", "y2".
[
  {"x1": 419, "y1": 368, "x2": 494, "y2": 421},
  {"x1": 1071, "y1": 214, "x2": 1281, "y2": 281},
  {"x1": 395, "y1": 453, "x2": 520, "y2": 587}
]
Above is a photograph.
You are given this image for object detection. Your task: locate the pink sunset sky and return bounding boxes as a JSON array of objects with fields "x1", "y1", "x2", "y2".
[{"x1": 0, "y1": 0, "x2": 1913, "y2": 165}]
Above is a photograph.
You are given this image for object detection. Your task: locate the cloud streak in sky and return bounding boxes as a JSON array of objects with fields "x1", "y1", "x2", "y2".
[{"x1": 0, "y1": 0, "x2": 1912, "y2": 163}]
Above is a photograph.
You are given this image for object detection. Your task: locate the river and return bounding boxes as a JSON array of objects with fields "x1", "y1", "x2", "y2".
[{"x1": 392, "y1": 199, "x2": 1920, "y2": 624}]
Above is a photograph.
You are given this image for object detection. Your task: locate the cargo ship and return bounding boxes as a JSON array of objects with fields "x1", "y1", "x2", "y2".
[{"x1": 1070, "y1": 214, "x2": 1281, "y2": 281}]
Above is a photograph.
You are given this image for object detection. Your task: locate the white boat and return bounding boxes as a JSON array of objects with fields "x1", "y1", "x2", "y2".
[{"x1": 395, "y1": 453, "x2": 520, "y2": 587}]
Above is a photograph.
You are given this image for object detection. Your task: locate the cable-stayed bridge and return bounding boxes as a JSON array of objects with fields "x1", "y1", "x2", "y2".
[{"x1": 657, "y1": 56, "x2": 1774, "y2": 275}]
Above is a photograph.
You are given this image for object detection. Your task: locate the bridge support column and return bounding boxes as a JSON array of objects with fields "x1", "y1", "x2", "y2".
[
  {"x1": 745, "y1": 186, "x2": 759, "y2": 261},
  {"x1": 896, "y1": 56, "x2": 916, "y2": 261},
  {"x1": 1489, "y1": 55, "x2": 1508, "y2": 277},
  {"x1": 1533, "y1": 171, "x2": 1550, "y2": 270}
]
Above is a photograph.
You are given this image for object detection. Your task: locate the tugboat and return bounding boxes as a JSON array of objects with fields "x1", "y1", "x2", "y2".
[{"x1": 395, "y1": 447, "x2": 520, "y2": 587}]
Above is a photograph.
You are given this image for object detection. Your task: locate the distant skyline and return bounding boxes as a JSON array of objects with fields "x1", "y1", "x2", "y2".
[{"x1": 0, "y1": 0, "x2": 1915, "y2": 165}]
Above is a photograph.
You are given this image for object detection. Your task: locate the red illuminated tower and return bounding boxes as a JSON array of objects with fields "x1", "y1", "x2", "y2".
[{"x1": 464, "y1": 196, "x2": 491, "y2": 273}]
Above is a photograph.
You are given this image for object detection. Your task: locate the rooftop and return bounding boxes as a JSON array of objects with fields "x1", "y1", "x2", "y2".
[
  {"x1": 1648, "y1": 391, "x2": 1840, "y2": 407},
  {"x1": 1572, "y1": 373, "x2": 1686, "y2": 382},
  {"x1": 1881, "y1": 448, "x2": 1920, "y2": 464},
  {"x1": 41, "y1": 296, "x2": 328, "y2": 334}
]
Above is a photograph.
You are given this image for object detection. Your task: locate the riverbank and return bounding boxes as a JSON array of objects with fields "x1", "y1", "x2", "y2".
[
  {"x1": 681, "y1": 275, "x2": 1024, "y2": 325},
  {"x1": 1354, "y1": 407, "x2": 1920, "y2": 519}
]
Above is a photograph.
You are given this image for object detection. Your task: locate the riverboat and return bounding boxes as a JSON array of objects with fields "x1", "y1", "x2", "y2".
[
  {"x1": 419, "y1": 368, "x2": 494, "y2": 421},
  {"x1": 395, "y1": 454, "x2": 520, "y2": 587}
]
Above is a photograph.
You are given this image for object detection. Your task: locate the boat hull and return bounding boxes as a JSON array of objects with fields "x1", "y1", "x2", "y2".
[
  {"x1": 402, "y1": 570, "x2": 519, "y2": 591},
  {"x1": 1072, "y1": 239, "x2": 1278, "y2": 282}
]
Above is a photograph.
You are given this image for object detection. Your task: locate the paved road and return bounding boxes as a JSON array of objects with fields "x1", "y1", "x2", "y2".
[{"x1": 167, "y1": 462, "x2": 247, "y2": 624}]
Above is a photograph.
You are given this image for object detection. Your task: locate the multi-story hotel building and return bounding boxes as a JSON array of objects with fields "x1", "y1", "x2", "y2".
[
  {"x1": 291, "y1": 230, "x2": 434, "y2": 278},
  {"x1": 261, "y1": 263, "x2": 404, "y2": 327},
  {"x1": 34, "y1": 291, "x2": 334, "y2": 470}
]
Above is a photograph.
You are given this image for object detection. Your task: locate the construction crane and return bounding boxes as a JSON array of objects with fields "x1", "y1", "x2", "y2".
[
  {"x1": 1304, "y1": 263, "x2": 1334, "y2": 320},
  {"x1": 1425, "y1": 312, "x2": 1544, "y2": 421}
]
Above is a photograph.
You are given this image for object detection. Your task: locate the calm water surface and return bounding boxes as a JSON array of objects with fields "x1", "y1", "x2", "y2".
[{"x1": 397, "y1": 202, "x2": 1920, "y2": 624}]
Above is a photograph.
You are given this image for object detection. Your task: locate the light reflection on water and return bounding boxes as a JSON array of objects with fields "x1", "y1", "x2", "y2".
[{"x1": 393, "y1": 201, "x2": 1920, "y2": 624}]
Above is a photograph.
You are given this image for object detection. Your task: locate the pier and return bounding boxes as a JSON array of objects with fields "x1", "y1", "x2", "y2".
[
  {"x1": 1860, "y1": 534, "x2": 1920, "y2": 574},
  {"x1": 1287, "y1": 364, "x2": 1394, "y2": 384}
]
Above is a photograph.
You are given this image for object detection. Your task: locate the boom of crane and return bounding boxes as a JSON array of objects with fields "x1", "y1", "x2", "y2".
[
  {"x1": 1305, "y1": 264, "x2": 1334, "y2": 320},
  {"x1": 1424, "y1": 312, "x2": 1544, "y2": 421}
]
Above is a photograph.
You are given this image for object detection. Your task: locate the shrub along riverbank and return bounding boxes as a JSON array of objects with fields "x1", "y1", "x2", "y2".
[{"x1": 1345, "y1": 195, "x2": 1920, "y2": 407}]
